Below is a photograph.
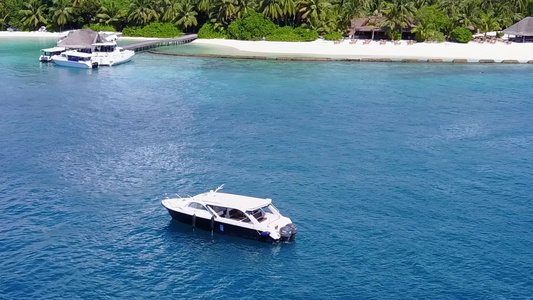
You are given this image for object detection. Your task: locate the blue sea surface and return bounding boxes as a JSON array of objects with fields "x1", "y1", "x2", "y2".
[{"x1": 1, "y1": 38, "x2": 533, "y2": 299}]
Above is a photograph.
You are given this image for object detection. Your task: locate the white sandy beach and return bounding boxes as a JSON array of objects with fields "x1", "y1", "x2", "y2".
[
  {"x1": 193, "y1": 38, "x2": 533, "y2": 63},
  {"x1": 3, "y1": 31, "x2": 533, "y2": 63}
]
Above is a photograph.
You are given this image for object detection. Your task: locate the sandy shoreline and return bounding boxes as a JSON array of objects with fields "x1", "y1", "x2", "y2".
[
  {"x1": 4, "y1": 31, "x2": 533, "y2": 63},
  {"x1": 192, "y1": 39, "x2": 533, "y2": 63}
]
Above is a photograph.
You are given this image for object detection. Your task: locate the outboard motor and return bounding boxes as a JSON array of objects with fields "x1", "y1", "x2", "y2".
[
  {"x1": 280, "y1": 223, "x2": 297, "y2": 242},
  {"x1": 92, "y1": 62, "x2": 99, "y2": 69}
]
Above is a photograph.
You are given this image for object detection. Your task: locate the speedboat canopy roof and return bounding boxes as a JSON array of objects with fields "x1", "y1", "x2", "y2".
[
  {"x1": 41, "y1": 47, "x2": 65, "y2": 52},
  {"x1": 191, "y1": 192, "x2": 272, "y2": 211}
]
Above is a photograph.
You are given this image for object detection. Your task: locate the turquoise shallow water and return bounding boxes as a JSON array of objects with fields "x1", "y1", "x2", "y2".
[{"x1": 1, "y1": 38, "x2": 533, "y2": 299}]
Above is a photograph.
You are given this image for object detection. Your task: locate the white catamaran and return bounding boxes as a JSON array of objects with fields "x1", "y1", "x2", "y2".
[{"x1": 43, "y1": 29, "x2": 134, "y2": 68}]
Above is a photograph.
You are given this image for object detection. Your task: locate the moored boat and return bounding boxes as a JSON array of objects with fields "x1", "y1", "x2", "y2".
[
  {"x1": 42, "y1": 29, "x2": 135, "y2": 68},
  {"x1": 39, "y1": 47, "x2": 66, "y2": 62},
  {"x1": 92, "y1": 42, "x2": 135, "y2": 66},
  {"x1": 52, "y1": 51, "x2": 98, "y2": 69},
  {"x1": 162, "y1": 186, "x2": 297, "y2": 243}
]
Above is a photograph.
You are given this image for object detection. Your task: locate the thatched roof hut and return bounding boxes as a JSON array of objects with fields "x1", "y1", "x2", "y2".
[
  {"x1": 503, "y1": 17, "x2": 533, "y2": 37},
  {"x1": 349, "y1": 17, "x2": 386, "y2": 37},
  {"x1": 349, "y1": 16, "x2": 416, "y2": 40},
  {"x1": 57, "y1": 29, "x2": 105, "y2": 49}
]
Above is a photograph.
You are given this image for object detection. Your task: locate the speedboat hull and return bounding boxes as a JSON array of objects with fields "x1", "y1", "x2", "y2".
[{"x1": 165, "y1": 208, "x2": 282, "y2": 243}]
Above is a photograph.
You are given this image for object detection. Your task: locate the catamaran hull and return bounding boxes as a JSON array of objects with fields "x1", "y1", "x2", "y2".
[
  {"x1": 52, "y1": 60, "x2": 94, "y2": 69},
  {"x1": 165, "y1": 208, "x2": 282, "y2": 243},
  {"x1": 94, "y1": 51, "x2": 135, "y2": 66}
]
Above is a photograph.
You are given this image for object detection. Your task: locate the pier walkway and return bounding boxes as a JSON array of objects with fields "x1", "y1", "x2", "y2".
[{"x1": 123, "y1": 34, "x2": 197, "y2": 52}]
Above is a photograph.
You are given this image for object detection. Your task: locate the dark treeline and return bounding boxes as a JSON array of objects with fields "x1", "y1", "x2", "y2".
[{"x1": 1, "y1": 0, "x2": 532, "y2": 38}]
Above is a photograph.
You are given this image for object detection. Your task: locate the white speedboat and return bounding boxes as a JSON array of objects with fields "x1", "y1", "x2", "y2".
[
  {"x1": 52, "y1": 51, "x2": 98, "y2": 69},
  {"x1": 162, "y1": 186, "x2": 297, "y2": 243},
  {"x1": 39, "y1": 47, "x2": 66, "y2": 62},
  {"x1": 92, "y1": 42, "x2": 135, "y2": 66}
]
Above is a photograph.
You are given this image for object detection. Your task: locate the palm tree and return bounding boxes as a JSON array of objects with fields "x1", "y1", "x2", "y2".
[
  {"x1": 319, "y1": 6, "x2": 342, "y2": 33},
  {"x1": 340, "y1": 0, "x2": 370, "y2": 32},
  {"x1": 410, "y1": 20, "x2": 431, "y2": 41},
  {"x1": 50, "y1": 0, "x2": 73, "y2": 30},
  {"x1": 478, "y1": 11, "x2": 500, "y2": 37},
  {"x1": 234, "y1": 0, "x2": 254, "y2": 19},
  {"x1": 342, "y1": 0, "x2": 370, "y2": 18},
  {"x1": 456, "y1": 0, "x2": 480, "y2": 30},
  {"x1": 382, "y1": 0, "x2": 415, "y2": 33},
  {"x1": 493, "y1": 4, "x2": 522, "y2": 29},
  {"x1": 198, "y1": 0, "x2": 214, "y2": 12},
  {"x1": 71, "y1": 0, "x2": 84, "y2": 7},
  {"x1": 128, "y1": 0, "x2": 159, "y2": 25},
  {"x1": 175, "y1": 1, "x2": 198, "y2": 29},
  {"x1": 97, "y1": 1, "x2": 126, "y2": 29},
  {"x1": 160, "y1": 0, "x2": 180, "y2": 22},
  {"x1": 298, "y1": 0, "x2": 331, "y2": 28},
  {"x1": 0, "y1": 3, "x2": 9, "y2": 31},
  {"x1": 212, "y1": 0, "x2": 238, "y2": 24},
  {"x1": 281, "y1": 0, "x2": 296, "y2": 25},
  {"x1": 98, "y1": 1, "x2": 124, "y2": 24},
  {"x1": 19, "y1": 0, "x2": 47, "y2": 30},
  {"x1": 261, "y1": 0, "x2": 283, "y2": 21},
  {"x1": 508, "y1": 0, "x2": 528, "y2": 12},
  {"x1": 413, "y1": 0, "x2": 427, "y2": 8}
]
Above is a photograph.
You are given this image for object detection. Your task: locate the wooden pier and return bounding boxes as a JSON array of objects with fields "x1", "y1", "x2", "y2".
[{"x1": 123, "y1": 34, "x2": 197, "y2": 52}]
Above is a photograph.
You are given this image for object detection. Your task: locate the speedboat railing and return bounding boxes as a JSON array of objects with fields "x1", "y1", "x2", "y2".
[{"x1": 214, "y1": 184, "x2": 224, "y2": 193}]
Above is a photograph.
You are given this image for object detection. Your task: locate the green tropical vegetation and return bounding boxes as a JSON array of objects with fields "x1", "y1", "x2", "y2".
[
  {"x1": 450, "y1": 26, "x2": 473, "y2": 43},
  {"x1": 323, "y1": 31, "x2": 342, "y2": 40},
  {"x1": 122, "y1": 22, "x2": 183, "y2": 37},
  {"x1": 0, "y1": 0, "x2": 531, "y2": 41}
]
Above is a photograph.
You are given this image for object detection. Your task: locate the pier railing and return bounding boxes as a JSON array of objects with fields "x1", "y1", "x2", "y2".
[{"x1": 123, "y1": 34, "x2": 197, "y2": 52}]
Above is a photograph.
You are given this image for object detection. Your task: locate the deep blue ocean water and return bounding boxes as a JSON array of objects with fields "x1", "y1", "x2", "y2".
[{"x1": 1, "y1": 38, "x2": 533, "y2": 299}]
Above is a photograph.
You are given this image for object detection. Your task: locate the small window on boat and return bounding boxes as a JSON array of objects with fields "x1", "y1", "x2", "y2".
[
  {"x1": 188, "y1": 202, "x2": 207, "y2": 210},
  {"x1": 209, "y1": 206, "x2": 251, "y2": 222},
  {"x1": 249, "y1": 208, "x2": 266, "y2": 222},
  {"x1": 227, "y1": 209, "x2": 251, "y2": 223},
  {"x1": 261, "y1": 205, "x2": 275, "y2": 214}
]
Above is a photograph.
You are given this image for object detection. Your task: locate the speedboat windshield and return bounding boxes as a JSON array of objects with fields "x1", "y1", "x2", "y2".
[{"x1": 247, "y1": 204, "x2": 279, "y2": 222}]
